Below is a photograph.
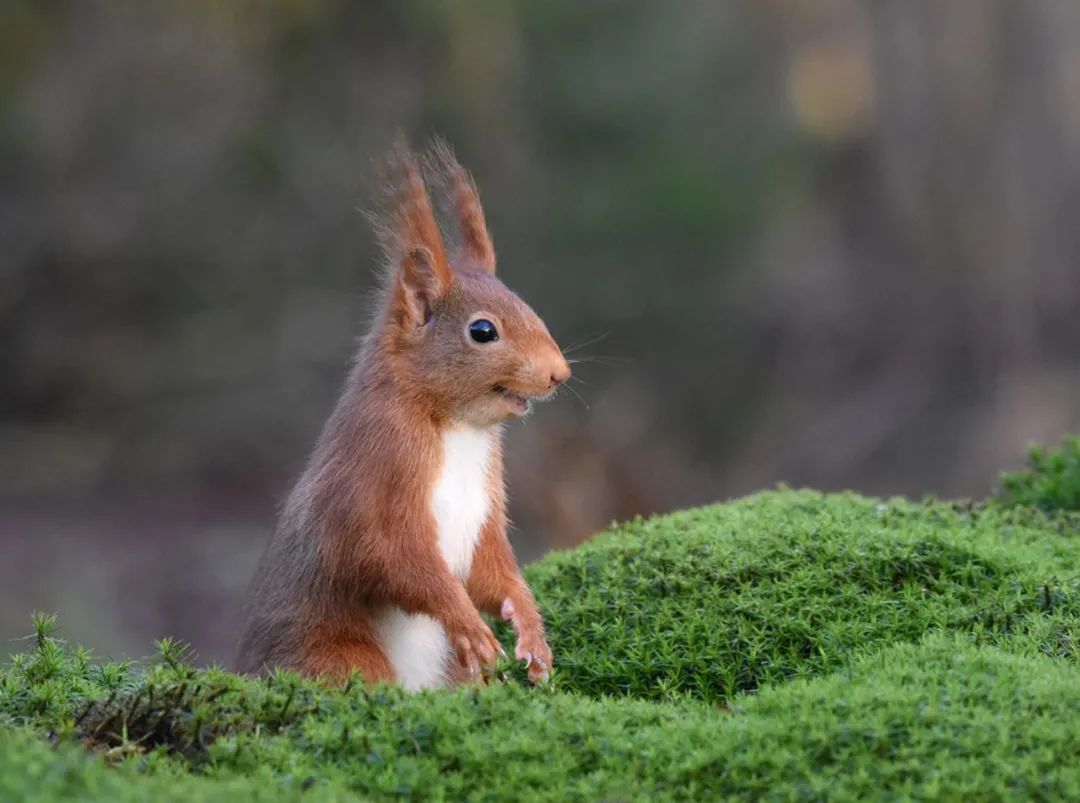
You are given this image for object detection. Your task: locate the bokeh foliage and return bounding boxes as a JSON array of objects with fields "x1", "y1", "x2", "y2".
[{"x1": 3, "y1": 0, "x2": 1080, "y2": 665}]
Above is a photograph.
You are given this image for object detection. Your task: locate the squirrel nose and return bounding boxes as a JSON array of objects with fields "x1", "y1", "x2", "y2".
[{"x1": 548, "y1": 356, "x2": 571, "y2": 388}]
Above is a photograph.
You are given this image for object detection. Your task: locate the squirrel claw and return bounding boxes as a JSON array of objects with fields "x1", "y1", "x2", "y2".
[{"x1": 520, "y1": 640, "x2": 551, "y2": 683}]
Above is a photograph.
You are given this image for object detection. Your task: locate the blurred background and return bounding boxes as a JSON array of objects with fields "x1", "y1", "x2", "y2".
[{"x1": 2, "y1": 0, "x2": 1079, "y2": 664}]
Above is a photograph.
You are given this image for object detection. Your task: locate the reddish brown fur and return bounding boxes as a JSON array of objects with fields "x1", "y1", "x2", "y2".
[
  {"x1": 236, "y1": 138, "x2": 568, "y2": 686},
  {"x1": 426, "y1": 139, "x2": 496, "y2": 272}
]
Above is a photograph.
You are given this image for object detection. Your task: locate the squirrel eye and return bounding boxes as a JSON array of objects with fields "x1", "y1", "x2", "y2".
[{"x1": 468, "y1": 319, "x2": 499, "y2": 344}]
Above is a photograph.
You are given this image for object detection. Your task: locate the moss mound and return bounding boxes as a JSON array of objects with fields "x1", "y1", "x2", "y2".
[
  {"x1": 999, "y1": 436, "x2": 1080, "y2": 514},
  {"x1": 531, "y1": 490, "x2": 1079, "y2": 702},
  {"x1": 3, "y1": 484, "x2": 1080, "y2": 801}
]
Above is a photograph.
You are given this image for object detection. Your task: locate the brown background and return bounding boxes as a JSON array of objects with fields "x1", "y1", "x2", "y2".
[{"x1": 2, "y1": 0, "x2": 1079, "y2": 664}]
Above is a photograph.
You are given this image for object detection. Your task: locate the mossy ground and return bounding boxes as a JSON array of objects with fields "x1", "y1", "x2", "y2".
[
  {"x1": 999, "y1": 436, "x2": 1080, "y2": 515},
  {"x1": 2, "y1": 440, "x2": 1079, "y2": 801}
]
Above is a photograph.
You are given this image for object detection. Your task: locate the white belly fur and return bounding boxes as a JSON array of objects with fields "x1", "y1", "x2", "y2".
[{"x1": 376, "y1": 424, "x2": 495, "y2": 690}]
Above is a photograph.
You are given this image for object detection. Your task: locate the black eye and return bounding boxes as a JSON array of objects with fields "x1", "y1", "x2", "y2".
[{"x1": 468, "y1": 319, "x2": 499, "y2": 344}]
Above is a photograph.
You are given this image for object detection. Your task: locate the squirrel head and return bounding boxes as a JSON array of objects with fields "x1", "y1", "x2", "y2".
[{"x1": 370, "y1": 138, "x2": 570, "y2": 427}]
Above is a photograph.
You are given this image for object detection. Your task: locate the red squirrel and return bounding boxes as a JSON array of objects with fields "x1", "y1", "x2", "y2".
[{"x1": 236, "y1": 139, "x2": 569, "y2": 689}]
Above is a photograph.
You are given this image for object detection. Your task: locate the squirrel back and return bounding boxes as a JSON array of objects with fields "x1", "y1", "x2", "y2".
[{"x1": 236, "y1": 138, "x2": 568, "y2": 687}]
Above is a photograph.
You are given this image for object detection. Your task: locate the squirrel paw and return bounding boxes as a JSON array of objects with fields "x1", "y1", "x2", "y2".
[
  {"x1": 514, "y1": 632, "x2": 552, "y2": 683},
  {"x1": 448, "y1": 615, "x2": 501, "y2": 676},
  {"x1": 501, "y1": 597, "x2": 552, "y2": 683}
]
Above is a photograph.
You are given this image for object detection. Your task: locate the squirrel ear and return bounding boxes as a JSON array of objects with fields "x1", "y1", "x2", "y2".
[
  {"x1": 372, "y1": 136, "x2": 455, "y2": 330},
  {"x1": 393, "y1": 245, "x2": 449, "y2": 330},
  {"x1": 425, "y1": 139, "x2": 496, "y2": 274}
]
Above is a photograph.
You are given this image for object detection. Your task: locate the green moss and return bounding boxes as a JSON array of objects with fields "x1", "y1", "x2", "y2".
[
  {"x1": 3, "y1": 487, "x2": 1080, "y2": 801},
  {"x1": 712, "y1": 634, "x2": 1080, "y2": 800},
  {"x1": 4, "y1": 635, "x2": 1080, "y2": 801},
  {"x1": 526, "y1": 490, "x2": 1079, "y2": 702},
  {"x1": 0, "y1": 729, "x2": 331, "y2": 803},
  {"x1": 1000, "y1": 436, "x2": 1080, "y2": 514}
]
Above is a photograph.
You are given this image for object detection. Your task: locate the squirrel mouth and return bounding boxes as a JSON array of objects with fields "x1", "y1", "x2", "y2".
[{"x1": 493, "y1": 385, "x2": 531, "y2": 415}]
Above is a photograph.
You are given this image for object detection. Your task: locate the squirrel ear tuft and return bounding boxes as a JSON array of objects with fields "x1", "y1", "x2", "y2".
[
  {"x1": 425, "y1": 138, "x2": 496, "y2": 274},
  {"x1": 372, "y1": 135, "x2": 454, "y2": 325}
]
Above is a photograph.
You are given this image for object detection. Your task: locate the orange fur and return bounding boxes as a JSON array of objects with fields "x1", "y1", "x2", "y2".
[{"x1": 236, "y1": 138, "x2": 568, "y2": 687}]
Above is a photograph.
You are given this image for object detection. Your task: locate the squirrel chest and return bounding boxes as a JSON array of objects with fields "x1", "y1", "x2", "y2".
[
  {"x1": 376, "y1": 424, "x2": 496, "y2": 689},
  {"x1": 431, "y1": 425, "x2": 496, "y2": 578}
]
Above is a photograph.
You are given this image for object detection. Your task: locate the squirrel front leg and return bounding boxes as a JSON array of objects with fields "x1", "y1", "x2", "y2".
[
  {"x1": 333, "y1": 511, "x2": 502, "y2": 677},
  {"x1": 467, "y1": 507, "x2": 552, "y2": 683}
]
